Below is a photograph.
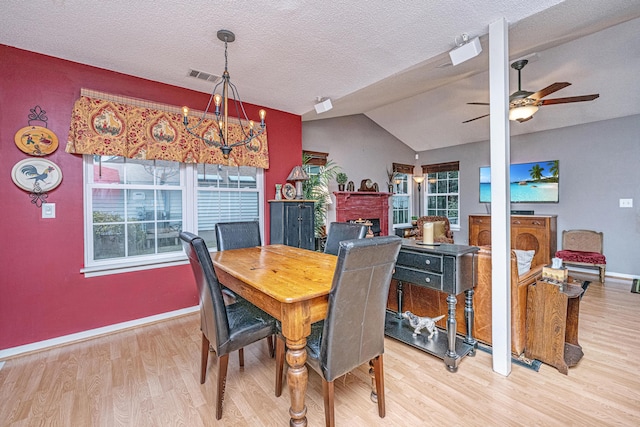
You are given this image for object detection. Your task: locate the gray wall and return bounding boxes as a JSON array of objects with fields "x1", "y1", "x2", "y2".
[
  {"x1": 303, "y1": 113, "x2": 640, "y2": 277},
  {"x1": 302, "y1": 114, "x2": 416, "y2": 224}
]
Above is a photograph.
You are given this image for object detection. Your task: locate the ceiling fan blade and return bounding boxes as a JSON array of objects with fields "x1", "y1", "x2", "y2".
[
  {"x1": 462, "y1": 113, "x2": 490, "y2": 123},
  {"x1": 530, "y1": 82, "x2": 571, "y2": 100},
  {"x1": 516, "y1": 116, "x2": 534, "y2": 123},
  {"x1": 539, "y1": 94, "x2": 600, "y2": 105},
  {"x1": 467, "y1": 102, "x2": 490, "y2": 106}
]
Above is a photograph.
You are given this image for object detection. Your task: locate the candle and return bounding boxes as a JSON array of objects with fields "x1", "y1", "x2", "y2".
[{"x1": 423, "y1": 222, "x2": 434, "y2": 244}]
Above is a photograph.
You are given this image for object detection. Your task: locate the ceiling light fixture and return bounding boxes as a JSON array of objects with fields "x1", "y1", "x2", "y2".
[
  {"x1": 314, "y1": 97, "x2": 333, "y2": 114},
  {"x1": 509, "y1": 105, "x2": 539, "y2": 121},
  {"x1": 449, "y1": 33, "x2": 482, "y2": 66},
  {"x1": 508, "y1": 94, "x2": 539, "y2": 122},
  {"x1": 182, "y1": 29, "x2": 265, "y2": 159}
]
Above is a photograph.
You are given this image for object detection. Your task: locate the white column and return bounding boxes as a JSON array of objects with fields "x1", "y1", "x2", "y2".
[{"x1": 489, "y1": 17, "x2": 512, "y2": 376}]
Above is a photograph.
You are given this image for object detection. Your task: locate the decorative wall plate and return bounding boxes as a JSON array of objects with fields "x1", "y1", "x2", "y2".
[
  {"x1": 14, "y1": 125, "x2": 59, "y2": 156},
  {"x1": 282, "y1": 183, "x2": 296, "y2": 200},
  {"x1": 11, "y1": 158, "x2": 63, "y2": 192}
]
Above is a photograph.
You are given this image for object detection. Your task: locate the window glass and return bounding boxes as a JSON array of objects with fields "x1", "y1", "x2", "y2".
[
  {"x1": 392, "y1": 173, "x2": 411, "y2": 226},
  {"x1": 85, "y1": 155, "x2": 262, "y2": 272},
  {"x1": 426, "y1": 170, "x2": 459, "y2": 226}
]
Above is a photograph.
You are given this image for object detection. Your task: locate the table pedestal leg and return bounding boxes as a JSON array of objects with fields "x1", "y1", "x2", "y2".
[{"x1": 286, "y1": 338, "x2": 308, "y2": 427}]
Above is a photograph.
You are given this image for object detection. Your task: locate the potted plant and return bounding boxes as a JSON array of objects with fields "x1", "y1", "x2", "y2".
[
  {"x1": 411, "y1": 216, "x2": 418, "y2": 225},
  {"x1": 336, "y1": 172, "x2": 348, "y2": 191},
  {"x1": 386, "y1": 168, "x2": 398, "y2": 193},
  {"x1": 301, "y1": 154, "x2": 341, "y2": 245}
]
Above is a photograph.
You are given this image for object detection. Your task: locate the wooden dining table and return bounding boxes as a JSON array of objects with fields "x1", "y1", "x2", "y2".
[{"x1": 211, "y1": 244, "x2": 337, "y2": 427}]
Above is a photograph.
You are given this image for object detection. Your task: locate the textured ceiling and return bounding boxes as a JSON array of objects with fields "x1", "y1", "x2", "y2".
[{"x1": 2, "y1": 0, "x2": 640, "y2": 151}]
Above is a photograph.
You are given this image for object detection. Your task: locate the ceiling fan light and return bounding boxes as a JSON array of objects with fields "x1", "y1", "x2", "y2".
[{"x1": 509, "y1": 105, "x2": 538, "y2": 121}]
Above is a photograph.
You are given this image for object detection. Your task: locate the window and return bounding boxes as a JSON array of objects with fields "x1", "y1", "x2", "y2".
[
  {"x1": 84, "y1": 155, "x2": 262, "y2": 275},
  {"x1": 196, "y1": 163, "x2": 260, "y2": 247},
  {"x1": 424, "y1": 161, "x2": 459, "y2": 227},
  {"x1": 392, "y1": 173, "x2": 411, "y2": 226},
  {"x1": 391, "y1": 162, "x2": 414, "y2": 227}
]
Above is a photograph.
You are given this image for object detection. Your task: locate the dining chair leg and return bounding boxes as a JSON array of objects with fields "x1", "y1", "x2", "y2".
[
  {"x1": 372, "y1": 355, "x2": 386, "y2": 418},
  {"x1": 267, "y1": 336, "x2": 275, "y2": 358},
  {"x1": 238, "y1": 348, "x2": 244, "y2": 367},
  {"x1": 216, "y1": 353, "x2": 230, "y2": 420},
  {"x1": 200, "y1": 333, "x2": 210, "y2": 384},
  {"x1": 322, "y1": 379, "x2": 335, "y2": 427},
  {"x1": 275, "y1": 337, "x2": 285, "y2": 396}
]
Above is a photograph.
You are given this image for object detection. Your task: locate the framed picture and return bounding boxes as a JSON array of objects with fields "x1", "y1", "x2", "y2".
[
  {"x1": 11, "y1": 158, "x2": 63, "y2": 192},
  {"x1": 480, "y1": 160, "x2": 559, "y2": 203}
]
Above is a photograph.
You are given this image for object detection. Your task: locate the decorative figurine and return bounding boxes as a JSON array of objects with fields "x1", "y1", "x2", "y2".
[{"x1": 402, "y1": 311, "x2": 445, "y2": 339}]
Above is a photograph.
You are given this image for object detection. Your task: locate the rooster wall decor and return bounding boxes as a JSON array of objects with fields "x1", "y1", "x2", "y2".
[
  {"x1": 11, "y1": 158, "x2": 63, "y2": 207},
  {"x1": 20, "y1": 164, "x2": 55, "y2": 185}
]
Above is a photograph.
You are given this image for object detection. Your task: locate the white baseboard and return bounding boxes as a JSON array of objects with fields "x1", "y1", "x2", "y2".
[
  {"x1": 0, "y1": 305, "x2": 199, "y2": 361},
  {"x1": 566, "y1": 266, "x2": 633, "y2": 281}
]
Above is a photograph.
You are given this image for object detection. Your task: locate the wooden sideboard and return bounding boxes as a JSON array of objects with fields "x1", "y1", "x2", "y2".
[{"x1": 468, "y1": 214, "x2": 557, "y2": 267}]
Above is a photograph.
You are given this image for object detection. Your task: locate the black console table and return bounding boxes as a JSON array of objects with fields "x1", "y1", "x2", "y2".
[{"x1": 384, "y1": 239, "x2": 479, "y2": 372}]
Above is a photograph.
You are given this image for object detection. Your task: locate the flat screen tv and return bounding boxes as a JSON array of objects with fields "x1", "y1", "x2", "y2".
[{"x1": 480, "y1": 160, "x2": 559, "y2": 203}]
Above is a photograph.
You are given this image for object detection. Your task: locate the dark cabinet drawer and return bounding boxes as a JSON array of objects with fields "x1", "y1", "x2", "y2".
[
  {"x1": 393, "y1": 266, "x2": 444, "y2": 291},
  {"x1": 396, "y1": 250, "x2": 443, "y2": 273}
]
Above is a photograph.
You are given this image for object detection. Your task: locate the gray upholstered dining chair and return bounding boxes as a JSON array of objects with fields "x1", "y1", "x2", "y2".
[
  {"x1": 323, "y1": 221, "x2": 368, "y2": 255},
  {"x1": 180, "y1": 231, "x2": 278, "y2": 420},
  {"x1": 276, "y1": 235, "x2": 402, "y2": 427},
  {"x1": 214, "y1": 221, "x2": 275, "y2": 358},
  {"x1": 215, "y1": 221, "x2": 262, "y2": 251}
]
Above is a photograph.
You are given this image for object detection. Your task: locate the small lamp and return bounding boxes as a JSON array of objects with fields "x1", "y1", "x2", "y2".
[
  {"x1": 394, "y1": 178, "x2": 402, "y2": 193},
  {"x1": 412, "y1": 175, "x2": 425, "y2": 191},
  {"x1": 287, "y1": 165, "x2": 309, "y2": 199},
  {"x1": 413, "y1": 175, "x2": 425, "y2": 217}
]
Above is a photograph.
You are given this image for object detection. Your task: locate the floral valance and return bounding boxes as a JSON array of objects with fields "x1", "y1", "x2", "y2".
[{"x1": 66, "y1": 92, "x2": 269, "y2": 168}]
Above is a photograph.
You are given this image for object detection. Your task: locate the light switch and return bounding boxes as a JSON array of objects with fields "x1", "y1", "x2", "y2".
[
  {"x1": 620, "y1": 198, "x2": 633, "y2": 208},
  {"x1": 42, "y1": 203, "x2": 56, "y2": 218}
]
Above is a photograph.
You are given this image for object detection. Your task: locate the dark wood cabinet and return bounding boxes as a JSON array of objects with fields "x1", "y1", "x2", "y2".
[
  {"x1": 269, "y1": 200, "x2": 315, "y2": 250},
  {"x1": 468, "y1": 214, "x2": 557, "y2": 267},
  {"x1": 385, "y1": 241, "x2": 478, "y2": 372}
]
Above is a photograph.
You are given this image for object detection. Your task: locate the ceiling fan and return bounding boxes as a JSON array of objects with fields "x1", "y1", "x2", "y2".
[{"x1": 463, "y1": 59, "x2": 599, "y2": 123}]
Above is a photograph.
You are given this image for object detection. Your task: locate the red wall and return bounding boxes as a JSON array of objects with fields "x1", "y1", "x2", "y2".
[{"x1": 0, "y1": 45, "x2": 302, "y2": 350}]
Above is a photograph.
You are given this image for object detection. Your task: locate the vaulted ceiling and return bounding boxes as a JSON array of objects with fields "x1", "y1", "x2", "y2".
[{"x1": 2, "y1": 0, "x2": 640, "y2": 151}]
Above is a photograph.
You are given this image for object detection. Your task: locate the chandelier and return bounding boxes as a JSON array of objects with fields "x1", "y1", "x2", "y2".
[{"x1": 182, "y1": 30, "x2": 266, "y2": 159}]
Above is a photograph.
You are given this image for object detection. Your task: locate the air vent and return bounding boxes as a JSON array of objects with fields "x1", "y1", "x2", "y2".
[{"x1": 187, "y1": 69, "x2": 221, "y2": 83}]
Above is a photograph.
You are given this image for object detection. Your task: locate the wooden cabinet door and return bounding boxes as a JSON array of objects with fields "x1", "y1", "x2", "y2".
[{"x1": 469, "y1": 215, "x2": 491, "y2": 246}]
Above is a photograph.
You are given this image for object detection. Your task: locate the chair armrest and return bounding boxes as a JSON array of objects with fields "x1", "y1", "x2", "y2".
[{"x1": 518, "y1": 263, "x2": 543, "y2": 285}]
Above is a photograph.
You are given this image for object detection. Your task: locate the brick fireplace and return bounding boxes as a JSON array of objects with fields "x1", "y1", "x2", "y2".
[{"x1": 333, "y1": 191, "x2": 393, "y2": 236}]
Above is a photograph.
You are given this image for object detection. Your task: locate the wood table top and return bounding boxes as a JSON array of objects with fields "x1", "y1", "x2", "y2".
[{"x1": 211, "y1": 245, "x2": 337, "y2": 303}]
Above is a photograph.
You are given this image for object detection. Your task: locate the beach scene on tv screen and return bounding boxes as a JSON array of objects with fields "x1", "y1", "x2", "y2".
[{"x1": 480, "y1": 160, "x2": 559, "y2": 203}]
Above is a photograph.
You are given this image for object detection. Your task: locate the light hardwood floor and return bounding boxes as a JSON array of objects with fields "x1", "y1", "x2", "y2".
[{"x1": 1, "y1": 274, "x2": 639, "y2": 426}]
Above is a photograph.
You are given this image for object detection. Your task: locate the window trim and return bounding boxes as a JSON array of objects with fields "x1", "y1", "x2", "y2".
[{"x1": 81, "y1": 155, "x2": 264, "y2": 277}]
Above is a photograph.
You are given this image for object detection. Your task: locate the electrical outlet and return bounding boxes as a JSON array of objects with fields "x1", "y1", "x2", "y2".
[
  {"x1": 619, "y1": 198, "x2": 633, "y2": 208},
  {"x1": 42, "y1": 203, "x2": 56, "y2": 218}
]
